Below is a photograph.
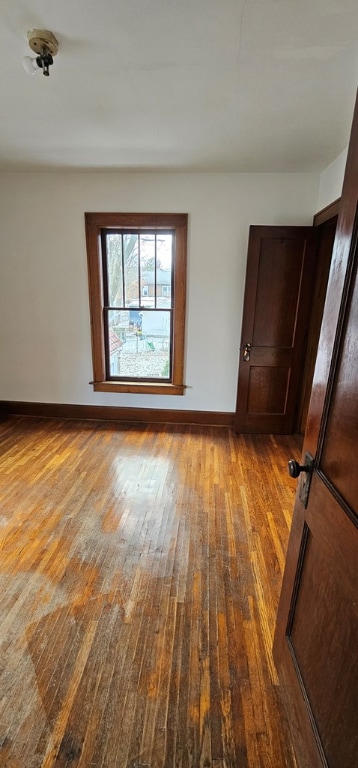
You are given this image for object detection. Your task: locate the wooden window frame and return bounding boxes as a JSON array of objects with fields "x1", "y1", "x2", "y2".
[{"x1": 85, "y1": 212, "x2": 187, "y2": 395}]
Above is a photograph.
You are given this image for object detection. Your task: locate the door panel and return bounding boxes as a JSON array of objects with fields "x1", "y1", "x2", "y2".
[
  {"x1": 320, "y1": 261, "x2": 358, "y2": 509},
  {"x1": 235, "y1": 226, "x2": 317, "y2": 433},
  {"x1": 273, "y1": 90, "x2": 358, "y2": 768},
  {"x1": 252, "y1": 236, "x2": 305, "y2": 347},
  {"x1": 247, "y1": 364, "x2": 289, "y2": 413}
]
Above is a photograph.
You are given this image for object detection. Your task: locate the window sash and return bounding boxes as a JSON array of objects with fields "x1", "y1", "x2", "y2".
[{"x1": 103, "y1": 307, "x2": 173, "y2": 383}]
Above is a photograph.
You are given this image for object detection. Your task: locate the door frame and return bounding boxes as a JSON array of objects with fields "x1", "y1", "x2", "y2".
[
  {"x1": 294, "y1": 198, "x2": 340, "y2": 434},
  {"x1": 234, "y1": 200, "x2": 340, "y2": 436}
]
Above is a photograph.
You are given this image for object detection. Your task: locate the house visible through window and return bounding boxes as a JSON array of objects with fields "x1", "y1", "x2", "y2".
[{"x1": 85, "y1": 212, "x2": 187, "y2": 395}]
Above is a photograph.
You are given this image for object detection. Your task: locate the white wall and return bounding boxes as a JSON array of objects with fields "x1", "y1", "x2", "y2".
[
  {"x1": 317, "y1": 148, "x2": 347, "y2": 212},
  {"x1": 0, "y1": 171, "x2": 319, "y2": 412}
]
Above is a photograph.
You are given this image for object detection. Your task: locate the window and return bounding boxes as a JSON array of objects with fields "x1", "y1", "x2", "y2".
[{"x1": 85, "y1": 212, "x2": 187, "y2": 395}]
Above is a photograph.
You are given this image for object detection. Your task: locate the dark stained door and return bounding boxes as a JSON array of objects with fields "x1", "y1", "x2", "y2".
[
  {"x1": 234, "y1": 226, "x2": 317, "y2": 433},
  {"x1": 273, "y1": 90, "x2": 358, "y2": 768}
]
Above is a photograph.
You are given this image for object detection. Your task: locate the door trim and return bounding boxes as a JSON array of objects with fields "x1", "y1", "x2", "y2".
[{"x1": 313, "y1": 198, "x2": 340, "y2": 227}]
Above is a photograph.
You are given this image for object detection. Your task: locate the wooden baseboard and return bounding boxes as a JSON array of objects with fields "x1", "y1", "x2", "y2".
[{"x1": 0, "y1": 400, "x2": 234, "y2": 428}]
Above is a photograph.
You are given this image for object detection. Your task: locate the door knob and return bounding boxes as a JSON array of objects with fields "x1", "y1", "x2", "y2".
[
  {"x1": 288, "y1": 459, "x2": 312, "y2": 479},
  {"x1": 288, "y1": 453, "x2": 314, "y2": 507}
]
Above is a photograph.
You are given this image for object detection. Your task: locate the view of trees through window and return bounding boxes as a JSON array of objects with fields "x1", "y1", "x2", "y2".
[{"x1": 102, "y1": 230, "x2": 173, "y2": 381}]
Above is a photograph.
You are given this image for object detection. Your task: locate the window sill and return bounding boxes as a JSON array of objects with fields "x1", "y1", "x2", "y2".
[{"x1": 92, "y1": 381, "x2": 185, "y2": 396}]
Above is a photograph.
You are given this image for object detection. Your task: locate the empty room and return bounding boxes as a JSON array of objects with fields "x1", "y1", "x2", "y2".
[{"x1": 0, "y1": 2, "x2": 357, "y2": 767}]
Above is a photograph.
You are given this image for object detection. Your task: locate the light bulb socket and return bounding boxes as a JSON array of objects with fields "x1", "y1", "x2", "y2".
[{"x1": 36, "y1": 52, "x2": 54, "y2": 76}]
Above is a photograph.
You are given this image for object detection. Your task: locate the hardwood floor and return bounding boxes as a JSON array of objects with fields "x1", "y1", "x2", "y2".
[{"x1": 0, "y1": 417, "x2": 302, "y2": 768}]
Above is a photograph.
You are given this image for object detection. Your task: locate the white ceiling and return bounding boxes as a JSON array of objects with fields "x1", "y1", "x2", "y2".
[{"x1": 0, "y1": 0, "x2": 358, "y2": 173}]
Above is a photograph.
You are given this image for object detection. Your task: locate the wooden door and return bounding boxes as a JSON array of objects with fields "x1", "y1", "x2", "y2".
[
  {"x1": 234, "y1": 226, "x2": 317, "y2": 433},
  {"x1": 273, "y1": 90, "x2": 358, "y2": 768}
]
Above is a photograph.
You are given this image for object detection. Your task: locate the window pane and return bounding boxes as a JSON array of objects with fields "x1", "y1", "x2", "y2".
[
  {"x1": 157, "y1": 233, "x2": 173, "y2": 306},
  {"x1": 107, "y1": 308, "x2": 171, "y2": 380},
  {"x1": 106, "y1": 234, "x2": 123, "y2": 307},
  {"x1": 157, "y1": 234, "x2": 173, "y2": 271},
  {"x1": 107, "y1": 309, "x2": 128, "y2": 376},
  {"x1": 140, "y1": 234, "x2": 155, "y2": 307},
  {"x1": 123, "y1": 234, "x2": 139, "y2": 306}
]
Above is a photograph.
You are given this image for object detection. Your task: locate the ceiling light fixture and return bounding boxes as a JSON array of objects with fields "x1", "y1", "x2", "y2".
[{"x1": 23, "y1": 29, "x2": 59, "y2": 77}]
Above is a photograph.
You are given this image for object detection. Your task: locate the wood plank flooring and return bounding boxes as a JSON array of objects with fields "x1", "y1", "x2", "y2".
[{"x1": 0, "y1": 417, "x2": 302, "y2": 768}]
